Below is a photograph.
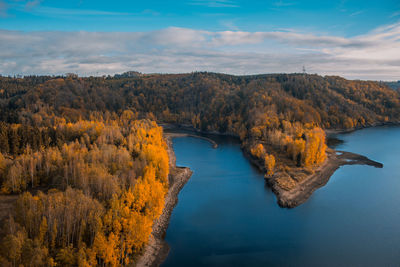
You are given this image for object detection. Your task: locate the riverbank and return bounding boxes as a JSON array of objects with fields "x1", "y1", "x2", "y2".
[
  {"x1": 266, "y1": 150, "x2": 383, "y2": 208},
  {"x1": 161, "y1": 123, "x2": 239, "y2": 139},
  {"x1": 135, "y1": 135, "x2": 193, "y2": 267},
  {"x1": 325, "y1": 121, "x2": 400, "y2": 136},
  {"x1": 151, "y1": 122, "x2": 400, "y2": 266},
  {"x1": 165, "y1": 132, "x2": 218, "y2": 148},
  {"x1": 162, "y1": 123, "x2": 385, "y2": 209},
  {"x1": 137, "y1": 124, "x2": 387, "y2": 266}
]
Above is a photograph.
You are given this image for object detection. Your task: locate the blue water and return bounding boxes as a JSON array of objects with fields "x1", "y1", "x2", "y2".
[{"x1": 162, "y1": 126, "x2": 400, "y2": 267}]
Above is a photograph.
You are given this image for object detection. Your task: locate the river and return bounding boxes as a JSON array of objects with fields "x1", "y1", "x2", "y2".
[{"x1": 162, "y1": 126, "x2": 400, "y2": 267}]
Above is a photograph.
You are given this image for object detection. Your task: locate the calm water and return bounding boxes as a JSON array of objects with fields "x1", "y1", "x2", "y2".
[{"x1": 162, "y1": 127, "x2": 400, "y2": 267}]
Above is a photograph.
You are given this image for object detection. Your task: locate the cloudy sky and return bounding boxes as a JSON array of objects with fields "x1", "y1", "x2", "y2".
[{"x1": 0, "y1": 0, "x2": 399, "y2": 80}]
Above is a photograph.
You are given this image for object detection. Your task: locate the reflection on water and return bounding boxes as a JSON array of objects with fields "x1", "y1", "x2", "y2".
[{"x1": 163, "y1": 126, "x2": 400, "y2": 267}]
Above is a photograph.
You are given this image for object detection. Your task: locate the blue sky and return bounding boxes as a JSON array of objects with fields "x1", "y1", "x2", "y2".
[
  {"x1": 0, "y1": 0, "x2": 399, "y2": 79},
  {"x1": 1, "y1": 0, "x2": 399, "y2": 34}
]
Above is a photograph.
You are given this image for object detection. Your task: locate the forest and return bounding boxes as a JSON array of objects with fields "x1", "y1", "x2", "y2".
[
  {"x1": 0, "y1": 72, "x2": 399, "y2": 265},
  {"x1": 0, "y1": 115, "x2": 169, "y2": 266}
]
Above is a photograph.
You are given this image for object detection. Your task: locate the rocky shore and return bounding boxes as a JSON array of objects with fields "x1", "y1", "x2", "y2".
[{"x1": 135, "y1": 135, "x2": 193, "y2": 267}]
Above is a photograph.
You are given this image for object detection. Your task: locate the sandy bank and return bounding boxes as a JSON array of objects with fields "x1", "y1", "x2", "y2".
[{"x1": 135, "y1": 135, "x2": 193, "y2": 267}]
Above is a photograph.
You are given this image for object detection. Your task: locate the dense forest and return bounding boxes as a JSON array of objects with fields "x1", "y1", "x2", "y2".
[
  {"x1": 0, "y1": 115, "x2": 169, "y2": 266},
  {"x1": 1, "y1": 73, "x2": 399, "y2": 131},
  {"x1": 0, "y1": 72, "x2": 399, "y2": 265}
]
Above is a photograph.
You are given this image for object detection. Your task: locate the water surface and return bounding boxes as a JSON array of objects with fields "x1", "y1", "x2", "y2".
[{"x1": 163, "y1": 126, "x2": 400, "y2": 267}]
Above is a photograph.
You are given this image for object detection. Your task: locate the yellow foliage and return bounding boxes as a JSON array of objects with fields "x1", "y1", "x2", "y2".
[
  {"x1": 284, "y1": 126, "x2": 326, "y2": 167},
  {"x1": 250, "y1": 143, "x2": 265, "y2": 158},
  {"x1": 250, "y1": 126, "x2": 263, "y2": 138},
  {"x1": 133, "y1": 166, "x2": 167, "y2": 220},
  {"x1": 303, "y1": 127, "x2": 327, "y2": 166},
  {"x1": 0, "y1": 115, "x2": 171, "y2": 266},
  {"x1": 0, "y1": 152, "x2": 5, "y2": 172},
  {"x1": 264, "y1": 154, "x2": 275, "y2": 176}
]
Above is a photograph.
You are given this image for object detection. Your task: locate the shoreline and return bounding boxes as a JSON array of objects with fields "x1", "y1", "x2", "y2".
[
  {"x1": 161, "y1": 123, "x2": 240, "y2": 139},
  {"x1": 244, "y1": 147, "x2": 383, "y2": 208},
  {"x1": 266, "y1": 150, "x2": 383, "y2": 208},
  {"x1": 137, "y1": 123, "x2": 387, "y2": 266},
  {"x1": 165, "y1": 132, "x2": 218, "y2": 148},
  {"x1": 325, "y1": 121, "x2": 400, "y2": 136},
  {"x1": 135, "y1": 134, "x2": 193, "y2": 267},
  {"x1": 161, "y1": 123, "x2": 386, "y2": 209}
]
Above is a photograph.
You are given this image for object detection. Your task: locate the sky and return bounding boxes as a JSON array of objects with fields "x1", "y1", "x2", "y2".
[{"x1": 0, "y1": 0, "x2": 399, "y2": 80}]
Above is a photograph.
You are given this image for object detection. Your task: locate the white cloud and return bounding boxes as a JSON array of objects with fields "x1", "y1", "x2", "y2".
[
  {"x1": 273, "y1": 1, "x2": 296, "y2": 7},
  {"x1": 4, "y1": 1, "x2": 136, "y2": 17},
  {"x1": 349, "y1": 10, "x2": 364, "y2": 17},
  {"x1": 390, "y1": 11, "x2": 400, "y2": 18},
  {"x1": 0, "y1": 23, "x2": 399, "y2": 80},
  {"x1": 188, "y1": 0, "x2": 238, "y2": 8},
  {"x1": 16, "y1": 5, "x2": 135, "y2": 16},
  {"x1": 25, "y1": 0, "x2": 42, "y2": 10}
]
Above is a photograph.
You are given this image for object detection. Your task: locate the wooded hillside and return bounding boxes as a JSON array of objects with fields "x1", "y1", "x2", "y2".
[{"x1": 0, "y1": 72, "x2": 399, "y2": 265}]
